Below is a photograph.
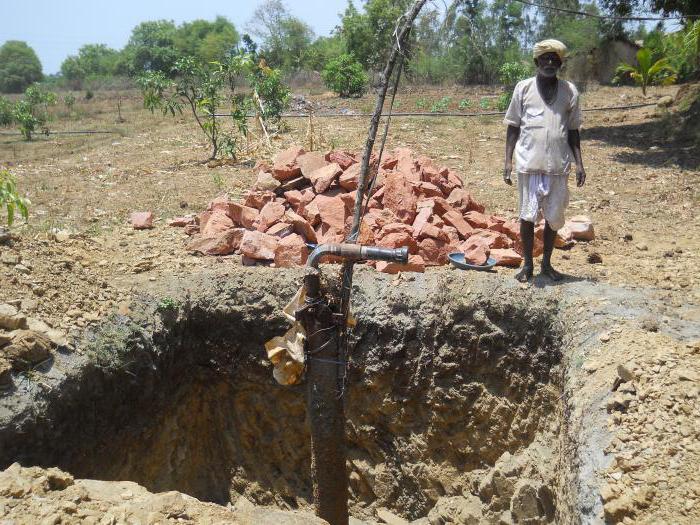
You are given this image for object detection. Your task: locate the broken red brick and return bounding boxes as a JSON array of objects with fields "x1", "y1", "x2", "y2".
[
  {"x1": 310, "y1": 162, "x2": 343, "y2": 193},
  {"x1": 395, "y1": 147, "x2": 421, "y2": 182},
  {"x1": 229, "y1": 203, "x2": 259, "y2": 229},
  {"x1": 468, "y1": 229, "x2": 512, "y2": 249},
  {"x1": 187, "y1": 228, "x2": 245, "y2": 256},
  {"x1": 383, "y1": 172, "x2": 418, "y2": 224},
  {"x1": 266, "y1": 222, "x2": 294, "y2": 238},
  {"x1": 443, "y1": 210, "x2": 474, "y2": 239},
  {"x1": 244, "y1": 190, "x2": 276, "y2": 210},
  {"x1": 240, "y1": 230, "x2": 279, "y2": 260},
  {"x1": 376, "y1": 254, "x2": 426, "y2": 274},
  {"x1": 130, "y1": 211, "x2": 154, "y2": 230},
  {"x1": 339, "y1": 163, "x2": 361, "y2": 191},
  {"x1": 296, "y1": 151, "x2": 328, "y2": 179},
  {"x1": 272, "y1": 146, "x2": 305, "y2": 181},
  {"x1": 490, "y1": 248, "x2": 523, "y2": 267},
  {"x1": 555, "y1": 224, "x2": 575, "y2": 248},
  {"x1": 201, "y1": 209, "x2": 234, "y2": 237},
  {"x1": 274, "y1": 233, "x2": 309, "y2": 267},
  {"x1": 283, "y1": 210, "x2": 317, "y2": 244},
  {"x1": 327, "y1": 150, "x2": 356, "y2": 170},
  {"x1": 168, "y1": 216, "x2": 195, "y2": 227},
  {"x1": 418, "y1": 237, "x2": 450, "y2": 265},
  {"x1": 314, "y1": 194, "x2": 347, "y2": 239},
  {"x1": 566, "y1": 215, "x2": 595, "y2": 241},
  {"x1": 460, "y1": 239, "x2": 490, "y2": 265},
  {"x1": 254, "y1": 201, "x2": 286, "y2": 233}
]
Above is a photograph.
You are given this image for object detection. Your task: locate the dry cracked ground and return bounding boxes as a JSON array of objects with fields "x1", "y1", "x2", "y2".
[{"x1": 0, "y1": 83, "x2": 698, "y2": 524}]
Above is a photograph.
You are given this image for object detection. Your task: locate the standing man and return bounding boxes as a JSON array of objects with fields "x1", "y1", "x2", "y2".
[{"x1": 503, "y1": 39, "x2": 586, "y2": 282}]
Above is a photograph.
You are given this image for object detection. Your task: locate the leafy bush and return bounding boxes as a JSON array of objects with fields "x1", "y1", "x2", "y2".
[
  {"x1": 430, "y1": 96, "x2": 451, "y2": 113},
  {"x1": 416, "y1": 97, "x2": 428, "y2": 109},
  {"x1": 10, "y1": 84, "x2": 57, "y2": 139},
  {"x1": 499, "y1": 61, "x2": 531, "y2": 88},
  {"x1": 479, "y1": 98, "x2": 490, "y2": 110},
  {"x1": 85, "y1": 89, "x2": 94, "y2": 100},
  {"x1": 0, "y1": 97, "x2": 13, "y2": 126},
  {"x1": 63, "y1": 94, "x2": 76, "y2": 110},
  {"x1": 458, "y1": 98, "x2": 472, "y2": 110},
  {"x1": 495, "y1": 92, "x2": 512, "y2": 111},
  {"x1": 12, "y1": 100, "x2": 39, "y2": 140},
  {"x1": 0, "y1": 169, "x2": 30, "y2": 226},
  {"x1": 321, "y1": 54, "x2": 368, "y2": 97}
]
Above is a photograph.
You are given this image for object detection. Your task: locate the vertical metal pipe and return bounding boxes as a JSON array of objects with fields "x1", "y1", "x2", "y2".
[{"x1": 299, "y1": 267, "x2": 348, "y2": 525}]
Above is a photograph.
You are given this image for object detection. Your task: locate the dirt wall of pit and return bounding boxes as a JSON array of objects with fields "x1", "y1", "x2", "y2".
[{"x1": 0, "y1": 268, "x2": 567, "y2": 523}]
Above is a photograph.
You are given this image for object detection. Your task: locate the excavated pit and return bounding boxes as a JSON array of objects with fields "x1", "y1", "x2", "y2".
[{"x1": 0, "y1": 269, "x2": 567, "y2": 523}]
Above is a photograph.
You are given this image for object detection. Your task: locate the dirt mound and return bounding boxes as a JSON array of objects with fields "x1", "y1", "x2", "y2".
[{"x1": 0, "y1": 462, "x2": 324, "y2": 524}]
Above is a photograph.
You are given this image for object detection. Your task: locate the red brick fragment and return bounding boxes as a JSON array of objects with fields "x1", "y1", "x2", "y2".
[
  {"x1": 201, "y1": 209, "x2": 234, "y2": 236},
  {"x1": 267, "y1": 222, "x2": 294, "y2": 238},
  {"x1": 490, "y1": 248, "x2": 522, "y2": 267},
  {"x1": 283, "y1": 210, "x2": 317, "y2": 244},
  {"x1": 244, "y1": 190, "x2": 276, "y2": 210},
  {"x1": 566, "y1": 215, "x2": 595, "y2": 241},
  {"x1": 468, "y1": 229, "x2": 512, "y2": 249},
  {"x1": 274, "y1": 233, "x2": 309, "y2": 267},
  {"x1": 296, "y1": 151, "x2": 328, "y2": 179},
  {"x1": 443, "y1": 210, "x2": 474, "y2": 239},
  {"x1": 131, "y1": 211, "x2": 154, "y2": 230},
  {"x1": 229, "y1": 203, "x2": 259, "y2": 229},
  {"x1": 309, "y1": 162, "x2": 343, "y2": 193},
  {"x1": 272, "y1": 146, "x2": 305, "y2": 181},
  {"x1": 187, "y1": 228, "x2": 245, "y2": 256},
  {"x1": 326, "y1": 150, "x2": 356, "y2": 170},
  {"x1": 383, "y1": 172, "x2": 417, "y2": 224},
  {"x1": 376, "y1": 254, "x2": 426, "y2": 274},
  {"x1": 460, "y1": 238, "x2": 490, "y2": 265},
  {"x1": 240, "y1": 230, "x2": 279, "y2": 260},
  {"x1": 418, "y1": 237, "x2": 450, "y2": 266},
  {"x1": 339, "y1": 163, "x2": 361, "y2": 191},
  {"x1": 168, "y1": 216, "x2": 195, "y2": 227},
  {"x1": 254, "y1": 201, "x2": 286, "y2": 233}
]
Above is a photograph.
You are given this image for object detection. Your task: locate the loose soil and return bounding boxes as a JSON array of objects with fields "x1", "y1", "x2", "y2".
[{"x1": 0, "y1": 83, "x2": 698, "y2": 524}]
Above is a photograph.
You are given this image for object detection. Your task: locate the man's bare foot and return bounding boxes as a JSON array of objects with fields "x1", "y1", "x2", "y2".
[
  {"x1": 541, "y1": 263, "x2": 563, "y2": 281},
  {"x1": 515, "y1": 265, "x2": 533, "y2": 282}
]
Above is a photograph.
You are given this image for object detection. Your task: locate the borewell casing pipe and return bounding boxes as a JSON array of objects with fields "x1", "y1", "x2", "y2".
[{"x1": 298, "y1": 243, "x2": 408, "y2": 525}]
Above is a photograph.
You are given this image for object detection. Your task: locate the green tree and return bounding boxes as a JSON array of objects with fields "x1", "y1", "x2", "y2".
[
  {"x1": 60, "y1": 44, "x2": 121, "y2": 85},
  {"x1": 0, "y1": 41, "x2": 43, "y2": 93},
  {"x1": 122, "y1": 20, "x2": 181, "y2": 75},
  {"x1": 614, "y1": 47, "x2": 677, "y2": 95},
  {"x1": 341, "y1": 0, "x2": 413, "y2": 70},
  {"x1": 175, "y1": 16, "x2": 240, "y2": 63},
  {"x1": 247, "y1": 1, "x2": 314, "y2": 70}
]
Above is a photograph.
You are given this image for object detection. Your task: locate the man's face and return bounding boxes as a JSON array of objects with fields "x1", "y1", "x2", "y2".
[{"x1": 535, "y1": 52, "x2": 562, "y2": 78}]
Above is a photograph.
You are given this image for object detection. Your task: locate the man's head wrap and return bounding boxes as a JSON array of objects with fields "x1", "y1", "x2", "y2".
[{"x1": 533, "y1": 39, "x2": 567, "y2": 61}]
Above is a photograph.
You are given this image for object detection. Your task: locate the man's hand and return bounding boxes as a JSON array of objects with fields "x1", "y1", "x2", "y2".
[
  {"x1": 503, "y1": 164, "x2": 513, "y2": 185},
  {"x1": 576, "y1": 165, "x2": 586, "y2": 187}
]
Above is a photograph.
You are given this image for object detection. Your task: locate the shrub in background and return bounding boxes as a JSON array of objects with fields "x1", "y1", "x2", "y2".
[{"x1": 321, "y1": 54, "x2": 368, "y2": 97}]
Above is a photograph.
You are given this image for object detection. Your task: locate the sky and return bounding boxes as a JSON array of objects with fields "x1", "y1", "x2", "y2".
[{"x1": 1, "y1": 0, "x2": 350, "y2": 74}]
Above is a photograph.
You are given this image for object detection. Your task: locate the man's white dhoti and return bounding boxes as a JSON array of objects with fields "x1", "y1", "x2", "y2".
[{"x1": 517, "y1": 172, "x2": 569, "y2": 230}]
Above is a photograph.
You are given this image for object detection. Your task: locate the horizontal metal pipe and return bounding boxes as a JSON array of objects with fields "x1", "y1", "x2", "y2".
[{"x1": 307, "y1": 243, "x2": 408, "y2": 269}]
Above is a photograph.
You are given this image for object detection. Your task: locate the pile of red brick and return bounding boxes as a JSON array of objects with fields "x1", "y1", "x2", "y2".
[{"x1": 173, "y1": 146, "x2": 592, "y2": 273}]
